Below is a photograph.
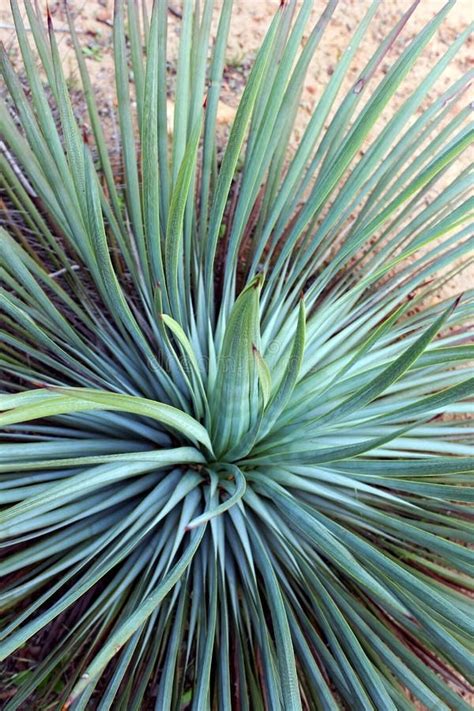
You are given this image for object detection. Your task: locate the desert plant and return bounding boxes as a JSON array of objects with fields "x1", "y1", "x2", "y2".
[{"x1": 0, "y1": 0, "x2": 473, "y2": 708}]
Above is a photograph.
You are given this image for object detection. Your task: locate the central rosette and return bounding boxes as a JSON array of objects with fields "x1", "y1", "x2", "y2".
[{"x1": 206, "y1": 275, "x2": 305, "y2": 464}]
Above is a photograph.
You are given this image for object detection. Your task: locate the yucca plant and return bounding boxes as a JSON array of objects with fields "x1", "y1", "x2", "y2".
[{"x1": 0, "y1": 0, "x2": 473, "y2": 708}]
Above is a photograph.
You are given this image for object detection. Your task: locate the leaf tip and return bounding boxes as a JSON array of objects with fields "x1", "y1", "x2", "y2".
[
  {"x1": 46, "y1": 4, "x2": 53, "y2": 31},
  {"x1": 253, "y1": 272, "x2": 265, "y2": 290},
  {"x1": 81, "y1": 124, "x2": 90, "y2": 145},
  {"x1": 31, "y1": 379, "x2": 52, "y2": 389}
]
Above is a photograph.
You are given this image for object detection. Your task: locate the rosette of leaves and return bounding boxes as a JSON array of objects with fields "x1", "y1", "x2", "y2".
[{"x1": 0, "y1": 0, "x2": 473, "y2": 709}]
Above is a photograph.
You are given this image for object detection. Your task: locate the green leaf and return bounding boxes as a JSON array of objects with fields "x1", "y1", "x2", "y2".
[
  {"x1": 211, "y1": 276, "x2": 263, "y2": 457},
  {"x1": 259, "y1": 299, "x2": 306, "y2": 438},
  {"x1": 66, "y1": 526, "x2": 206, "y2": 705},
  {"x1": 316, "y1": 296, "x2": 461, "y2": 427},
  {"x1": 187, "y1": 465, "x2": 247, "y2": 529},
  {"x1": 165, "y1": 114, "x2": 203, "y2": 321},
  {"x1": 0, "y1": 389, "x2": 212, "y2": 452}
]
